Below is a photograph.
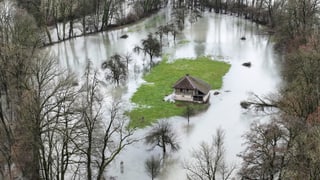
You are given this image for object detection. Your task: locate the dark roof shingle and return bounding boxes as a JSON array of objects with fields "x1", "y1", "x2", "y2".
[{"x1": 173, "y1": 74, "x2": 211, "y2": 94}]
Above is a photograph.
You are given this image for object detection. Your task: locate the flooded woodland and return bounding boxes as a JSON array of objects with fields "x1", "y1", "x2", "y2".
[{"x1": 2, "y1": 0, "x2": 320, "y2": 179}]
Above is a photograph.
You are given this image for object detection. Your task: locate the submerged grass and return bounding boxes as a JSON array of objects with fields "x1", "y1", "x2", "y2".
[
  {"x1": 177, "y1": 39, "x2": 191, "y2": 45},
  {"x1": 129, "y1": 56, "x2": 230, "y2": 128}
]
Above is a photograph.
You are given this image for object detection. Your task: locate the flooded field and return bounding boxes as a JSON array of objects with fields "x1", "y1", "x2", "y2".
[{"x1": 50, "y1": 9, "x2": 281, "y2": 180}]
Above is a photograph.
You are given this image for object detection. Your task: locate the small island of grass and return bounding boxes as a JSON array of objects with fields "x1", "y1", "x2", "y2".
[{"x1": 129, "y1": 56, "x2": 230, "y2": 128}]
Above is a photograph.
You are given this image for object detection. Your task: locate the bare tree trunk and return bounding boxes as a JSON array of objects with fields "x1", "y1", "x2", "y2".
[{"x1": 45, "y1": 26, "x2": 52, "y2": 44}]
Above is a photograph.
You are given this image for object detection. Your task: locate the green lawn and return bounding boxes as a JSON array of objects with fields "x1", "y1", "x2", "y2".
[{"x1": 129, "y1": 56, "x2": 230, "y2": 128}]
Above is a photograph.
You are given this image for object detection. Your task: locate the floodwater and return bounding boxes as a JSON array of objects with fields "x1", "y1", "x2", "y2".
[{"x1": 50, "y1": 8, "x2": 281, "y2": 180}]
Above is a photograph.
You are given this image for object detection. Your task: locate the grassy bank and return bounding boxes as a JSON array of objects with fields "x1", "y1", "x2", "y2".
[{"x1": 129, "y1": 56, "x2": 230, "y2": 128}]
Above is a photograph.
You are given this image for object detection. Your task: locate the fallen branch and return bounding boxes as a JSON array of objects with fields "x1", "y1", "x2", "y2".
[{"x1": 240, "y1": 94, "x2": 277, "y2": 111}]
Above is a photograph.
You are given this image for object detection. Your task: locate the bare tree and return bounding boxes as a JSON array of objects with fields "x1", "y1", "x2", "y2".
[
  {"x1": 171, "y1": 7, "x2": 187, "y2": 30},
  {"x1": 184, "y1": 128, "x2": 235, "y2": 180},
  {"x1": 95, "y1": 100, "x2": 136, "y2": 180},
  {"x1": 238, "y1": 121, "x2": 288, "y2": 180},
  {"x1": 145, "y1": 155, "x2": 162, "y2": 180},
  {"x1": 283, "y1": 124, "x2": 320, "y2": 179},
  {"x1": 0, "y1": 3, "x2": 43, "y2": 179},
  {"x1": 275, "y1": 0, "x2": 319, "y2": 46},
  {"x1": 76, "y1": 62, "x2": 136, "y2": 180},
  {"x1": 123, "y1": 52, "x2": 133, "y2": 69},
  {"x1": 19, "y1": 52, "x2": 78, "y2": 180},
  {"x1": 75, "y1": 62, "x2": 103, "y2": 180},
  {"x1": 100, "y1": 0, "x2": 117, "y2": 31},
  {"x1": 145, "y1": 120, "x2": 180, "y2": 159},
  {"x1": 133, "y1": 0, "x2": 166, "y2": 17}
]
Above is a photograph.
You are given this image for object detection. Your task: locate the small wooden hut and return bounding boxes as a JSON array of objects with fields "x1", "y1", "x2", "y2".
[{"x1": 173, "y1": 74, "x2": 211, "y2": 103}]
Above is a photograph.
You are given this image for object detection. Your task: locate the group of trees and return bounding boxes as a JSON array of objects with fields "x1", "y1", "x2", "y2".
[
  {"x1": 0, "y1": 2, "x2": 41, "y2": 179},
  {"x1": 238, "y1": 0, "x2": 320, "y2": 179},
  {"x1": 2, "y1": 0, "x2": 320, "y2": 179},
  {"x1": 163, "y1": 0, "x2": 320, "y2": 180},
  {"x1": 12, "y1": 0, "x2": 316, "y2": 46},
  {"x1": 101, "y1": 32, "x2": 163, "y2": 86},
  {"x1": 143, "y1": 120, "x2": 179, "y2": 179},
  {"x1": 169, "y1": 0, "x2": 285, "y2": 28},
  {"x1": 170, "y1": 0, "x2": 320, "y2": 178},
  {"x1": 15, "y1": 0, "x2": 169, "y2": 44},
  {"x1": 0, "y1": 3, "x2": 135, "y2": 180},
  {"x1": 143, "y1": 121, "x2": 235, "y2": 180}
]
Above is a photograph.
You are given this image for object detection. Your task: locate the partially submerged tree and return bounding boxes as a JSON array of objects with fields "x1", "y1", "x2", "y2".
[
  {"x1": 123, "y1": 52, "x2": 133, "y2": 69},
  {"x1": 171, "y1": 7, "x2": 187, "y2": 30},
  {"x1": 184, "y1": 105, "x2": 195, "y2": 125},
  {"x1": 134, "y1": 33, "x2": 161, "y2": 67},
  {"x1": 184, "y1": 128, "x2": 235, "y2": 180},
  {"x1": 102, "y1": 53, "x2": 128, "y2": 85},
  {"x1": 145, "y1": 120, "x2": 180, "y2": 158},
  {"x1": 156, "y1": 23, "x2": 179, "y2": 46},
  {"x1": 145, "y1": 155, "x2": 162, "y2": 180},
  {"x1": 189, "y1": 8, "x2": 203, "y2": 25}
]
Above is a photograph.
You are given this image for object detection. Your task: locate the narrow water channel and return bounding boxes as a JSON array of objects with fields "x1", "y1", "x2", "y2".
[{"x1": 50, "y1": 9, "x2": 281, "y2": 180}]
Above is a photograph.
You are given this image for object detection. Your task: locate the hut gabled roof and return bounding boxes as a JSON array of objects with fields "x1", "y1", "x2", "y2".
[{"x1": 173, "y1": 74, "x2": 211, "y2": 94}]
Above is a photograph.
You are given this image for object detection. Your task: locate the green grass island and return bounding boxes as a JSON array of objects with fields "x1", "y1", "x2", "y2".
[{"x1": 128, "y1": 56, "x2": 231, "y2": 128}]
